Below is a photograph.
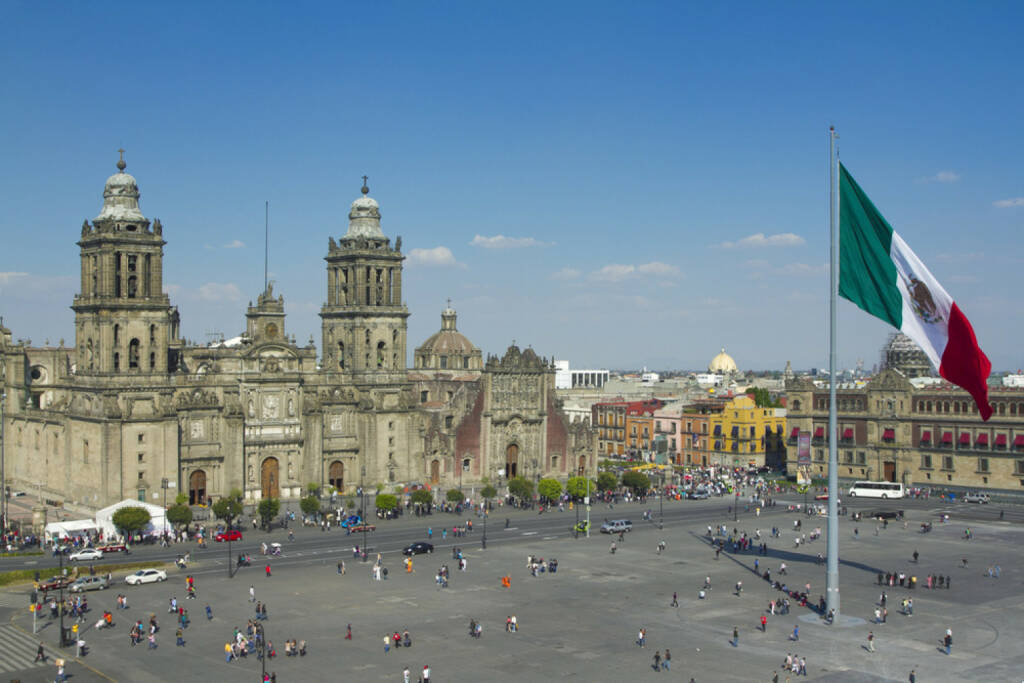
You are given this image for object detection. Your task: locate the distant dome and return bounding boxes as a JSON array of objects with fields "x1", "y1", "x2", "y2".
[
  {"x1": 882, "y1": 332, "x2": 932, "y2": 378},
  {"x1": 419, "y1": 329, "x2": 477, "y2": 356},
  {"x1": 95, "y1": 152, "x2": 145, "y2": 223},
  {"x1": 415, "y1": 306, "x2": 482, "y2": 370},
  {"x1": 709, "y1": 348, "x2": 738, "y2": 374}
]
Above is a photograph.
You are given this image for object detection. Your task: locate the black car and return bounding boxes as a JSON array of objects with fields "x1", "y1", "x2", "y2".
[
  {"x1": 869, "y1": 510, "x2": 903, "y2": 520},
  {"x1": 402, "y1": 542, "x2": 434, "y2": 556}
]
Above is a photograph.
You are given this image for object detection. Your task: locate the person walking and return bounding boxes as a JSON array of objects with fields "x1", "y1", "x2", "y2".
[
  {"x1": 34, "y1": 642, "x2": 45, "y2": 662},
  {"x1": 175, "y1": 627, "x2": 185, "y2": 647},
  {"x1": 652, "y1": 650, "x2": 661, "y2": 671},
  {"x1": 943, "y1": 628, "x2": 952, "y2": 655},
  {"x1": 867, "y1": 631, "x2": 876, "y2": 652},
  {"x1": 422, "y1": 664, "x2": 431, "y2": 683},
  {"x1": 403, "y1": 666, "x2": 411, "y2": 683},
  {"x1": 637, "y1": 628, "x2": 646, "y2": 647},
  {"x1": 345, "y1": 624, "x2": 352, "y2": 640},
  {"x1": 671, "y1": 591, "x2": 678, "y2": 607},
  {"x1": 265, "y1": 564, "x2": 272, "y2": 577},
  {"x1": 732, "y1": 626, "x2": 739, "y2": 647},
  {"x1": 761, "y1": 615, "x2": 768, "y2": 632},
  {"x1": 662, "y1": 648, "x2": 671, "y2": 671},
  {"x1": 792, "y1": 624, "x2": 799, "y2": 641},
  {"x1": 249, "y1": 585, "x2": 256, "y2": 602},
  {"x1": 384, "y1": 634, "x2": 390, "y2": 653}
]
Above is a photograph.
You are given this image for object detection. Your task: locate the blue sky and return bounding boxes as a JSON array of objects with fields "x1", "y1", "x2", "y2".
[{"x1": 2, "y1": 2, "x2": 1022, "y2": 372}]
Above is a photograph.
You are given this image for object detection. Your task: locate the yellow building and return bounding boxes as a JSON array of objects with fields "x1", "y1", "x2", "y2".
[{"x1": 705, "y1": 396, "x2": 786, "y2": 469}]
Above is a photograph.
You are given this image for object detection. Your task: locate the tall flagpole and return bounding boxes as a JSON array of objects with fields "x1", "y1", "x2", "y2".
[
  {"x1": 264, "y1": 201, "x2": 269, "y2": 293},
  {"x1": 826, "y1": 126, "x2": 841, "y2": 617}
]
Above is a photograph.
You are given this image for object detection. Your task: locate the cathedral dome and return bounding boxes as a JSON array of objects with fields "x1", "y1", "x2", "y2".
[
  {"x1": 95, "y1": 151, "x2": 145, "y2": 223},
  {"x1": 708, "y1": 348, "x2": 738, "y2": 374},
  {"x1": 346, "y1": 178, "x2": 384, "y2": 239},
  {"x1": 417, "y1": 307, "x2": 477, "y2": 356}
]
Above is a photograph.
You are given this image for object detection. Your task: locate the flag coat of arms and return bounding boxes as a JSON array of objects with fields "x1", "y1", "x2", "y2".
[{"x1": 838, "y1": 163, "x2": 992, "y2": 420}]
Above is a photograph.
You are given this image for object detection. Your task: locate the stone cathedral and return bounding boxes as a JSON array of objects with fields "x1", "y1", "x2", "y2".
[{"x1": 0, "y1": 156, "x2": 595, "y2": 512}]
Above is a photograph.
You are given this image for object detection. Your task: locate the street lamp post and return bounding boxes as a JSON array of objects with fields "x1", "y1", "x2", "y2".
[
  {"x1": 360, "y1": 466, "x2": 367, "y2": 563},
  {"x1": 1, "y1": 389, "x2": 6, "y2": 531},
  {"x1": 481, "y1": 510, "x2": 486, "y2": 549},
  {"x1": 255, "y1": 622, "x2": 266, "y2": 682},
  {"x1": 58, "y1": 549, "x2": 66, "y2": 647}
]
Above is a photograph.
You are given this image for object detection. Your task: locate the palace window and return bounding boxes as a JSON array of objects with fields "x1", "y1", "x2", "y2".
[
  {"x1": 921, "y1": 454, "x2": 932, "y2": 469},
  {"x1": 942, "y1": 456, "x2": 954, "y2": 471}
]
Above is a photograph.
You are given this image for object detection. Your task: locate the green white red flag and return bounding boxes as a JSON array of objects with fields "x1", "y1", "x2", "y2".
[{"x1": 838, "y1": 163, "x2": 992, "y2": 420}]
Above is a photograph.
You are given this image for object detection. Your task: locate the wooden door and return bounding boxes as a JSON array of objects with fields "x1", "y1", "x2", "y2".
[
  {"x1": 506, "y1": 444, "x2": 519, "y2": 478},
  {"x1": 261, "y1": 457, "x2": 280, "y2": 499},
  {"x1": 188, "y1": 470, "x2": 206, "y2": 505}
]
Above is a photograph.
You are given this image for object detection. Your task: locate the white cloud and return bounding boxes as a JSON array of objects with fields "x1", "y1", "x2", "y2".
[
  {"x1": 589, "y1": 262, "x2": 680, "y2": 282},
  {"x1": 407, "y1": 246, "x2": 463, "y2": 267},
  {"x1": 223, "y1": 240, "x2": 245, "y2": 249},
  {"x1": 637, "y1": 262, "x2": 680, "y2": 277},
  {"x1": 470, "y1": 234, "x2": 550, "y2": 249},
  {"x1": 590, "y1": 264, "x2": 636, "y2": 282},
  {"x1": 715, "y1": 232, "x2": 806, "y2": 248},
  {"x1": 164, "y1": 284, "x2": 183, "y2": 297},
  {"x1": 0, "y1": 271, "x2": 29, "y2": 285},
  {"x1": 935, "y1": 251, "x2": 984, "y2": 263},
  {"x1": 551, "y1": 267, "x2": 581, "y2": 280},
  {"x1": 993, "y1": 197, "x2": 1024, "y2": 208},
  {"x1": 776, "y1": 262, "x2": 826, "y2": 276},
  {"x1": 921, "y1": 170, "x2": 960, "y2": 183},
  {"x1": 197, "y1": 282, "x2": 242, "y2": 302}
]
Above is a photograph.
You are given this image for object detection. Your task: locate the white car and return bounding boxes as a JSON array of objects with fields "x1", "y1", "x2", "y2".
[
  {"x1": 68, "y1": 548, "x2": 103, "y2": 562},
  {"x1": 124, "y1": 569, "x2": 167, "y2": 585}
]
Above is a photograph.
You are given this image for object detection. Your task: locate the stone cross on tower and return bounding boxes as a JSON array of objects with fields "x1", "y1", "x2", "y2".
[
  {"x1": 117, "y1": 148, "x2": 126, "y2": 171},
  {"x1": 361, "y1": 175, "x2": 369, "y2": 195}
]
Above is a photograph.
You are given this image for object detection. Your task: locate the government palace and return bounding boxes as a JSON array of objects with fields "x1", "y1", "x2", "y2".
[{"x1": 0, "y1": 155, "x2": 595, "y2": 511}]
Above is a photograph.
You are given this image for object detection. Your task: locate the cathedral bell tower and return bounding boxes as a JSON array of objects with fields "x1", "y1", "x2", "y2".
[
  {"x1": 72, "y1": 152, "x2": 176, "y2": 375},
  {"x1": 320, "y1": 178, "x2": 408, "y2": 380}
]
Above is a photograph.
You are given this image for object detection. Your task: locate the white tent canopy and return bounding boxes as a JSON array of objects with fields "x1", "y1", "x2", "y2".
[
  {"x1": 43, "y1": 519, "x2": 100, "y2": 542},
  {"x1": 95, "y1": 499, "x2": 171, "y2": 539}
]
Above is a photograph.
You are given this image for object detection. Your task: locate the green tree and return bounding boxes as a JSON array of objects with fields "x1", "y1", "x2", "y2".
[
  {"x1": 306, "y1": 482, "x2": 321, "y2": 496},
  {"x1": 111, "y1": 506, "x2": 151, "y2": 537},
  {"x1": 565, "y1": 476, "x2": 594, "y2": 499},
  {"x1": 748, "y1": 387, "x2": 780, "y2": 408},
  {"x1": 537, "y1": 478, "x2": 562, "y2": 502},
  {"x1": 410, "y1": 489, "x2": 433, "y2": 506},
  {"x1": 446, "y1": 488, "x2": 463, "y2": 504},
  {"x1": 480, "y1": 484, "x2": 498, "y2": 501},
  {"x1": 257, "y1": 497, "x2": 281, "y2": 528},
  {"x1": 621, "y1": 470, "x2": 651, "y2": 495},
  {"x1": 299, "y1": 495, "x2": 321, "y2": 517},
  {"x1": 597, "y1": 471, "x2": 618, "y2": 492},
  {"x1": 507, "y1": 476, "x2": 534, "y2": 501},
  {"x1": 174, "y1": 492, "x2": 188, "y2": 506},
  {"x1": 165, "y1": 503, "x2": 193, "y2": 530},
  {"x1": 375, "y1": 493, "x2": 398, "y2": 512},
  {"x1": 212, "y1": 488, "x2": 244, "y2": 527}
]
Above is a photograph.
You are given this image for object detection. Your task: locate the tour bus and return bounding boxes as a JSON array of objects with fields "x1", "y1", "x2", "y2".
[{"x1": 847, "y1": 481, "x2": 905, "y2": 499}]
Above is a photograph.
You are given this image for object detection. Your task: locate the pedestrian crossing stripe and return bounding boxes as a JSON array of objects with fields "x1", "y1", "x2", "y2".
[{"x1": 0, "y1": 624, "x2": 59, "y2": 673}]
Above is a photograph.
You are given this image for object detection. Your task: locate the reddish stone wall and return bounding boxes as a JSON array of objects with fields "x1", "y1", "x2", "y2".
[
  {"x1": 546, "y1": 393, "x2": 568, "y2": 473},
  {"x1": 455, "y1": 389, "x2": 485, "y2": 476}
]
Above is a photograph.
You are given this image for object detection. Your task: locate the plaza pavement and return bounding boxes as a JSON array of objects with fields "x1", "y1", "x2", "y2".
[{"x1": 3, "y1": 496, "x2": 1024, "y2": 682}]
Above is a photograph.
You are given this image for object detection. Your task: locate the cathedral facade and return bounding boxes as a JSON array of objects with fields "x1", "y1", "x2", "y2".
[{"x1": 0, "y1": 157, "x2": 595, "y2": 513}]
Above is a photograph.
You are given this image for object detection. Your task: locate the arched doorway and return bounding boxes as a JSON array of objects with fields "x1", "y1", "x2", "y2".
[
  {"x1": 328, "y1": 461, "x2": 344, "y2": 492},
  {"x1": 430, "y1": 459, "x2": 440, "y2": 485},
  {"x1": 506, "y1": 444, "x2": 519, "y2": 478},
  {"x1": 261, "y1": 457, "x2": 280, "y2": 499},
  {"x1": 188, "y1": 470, "x2": 207, "y2": 505},
  {"x1": 577, "y1": 455, "x2": 586, "y2": 476}
]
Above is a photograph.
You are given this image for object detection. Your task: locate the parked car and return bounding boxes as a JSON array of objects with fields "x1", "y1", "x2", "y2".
[
  {"x1": 402, "y1": 542, "x2": 434, "y2": 556},
  {"x1": 124, "y1": 569, "x2": 167, "y2": 585},
  {"x1": 599, "y1": 520, "x2": 633, "y2": 534},
  {"x1": 571, "y1": 520, "x2": 590, "y2": 533},
  {"x1": 68, "y1": 548, "x2": 103, "y2": 562},
  {"x1": 963, "y1": 492, "x2": 991, "y2": 504},
  {"x1": 348, "y1": 523, "x2": 376, "y2": 533},
  {"x1": 687, "y1": 491, "x2": 710, "y2": 500},
  {"x1": 69, "y1": 576, "x2": 110, "y2": 593},
  {"x1": 215, "y1": 530, "x2": 243, "y2": 542},
  {"x1": 869, "y1": 510, "x2": 904, "y2": 520}
]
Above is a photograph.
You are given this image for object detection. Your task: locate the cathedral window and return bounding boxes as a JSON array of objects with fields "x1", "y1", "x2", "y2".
[
  {"x1": 463, "y1": 356, "x2": 469, "y2": 369},
  {"x1": 144, "y1": 254, "x2": 151, "y2": 295},
  {"x1": 128, "y1": 276, "x2": 138, "y2": 297},
  {"x1": 421, "y1": 390, "x2": 429, "y2": 403},
  {"x1": 129, "y1": 339, "x2": 140, "y2": 370},
  {"x1": 149, "y1": 325, "x2": 156, "y2": 345},
  {"x1": 388, "y1": 268, "x2": 394, "y2": 304},
  {"x1": 83, "y1": 439, "x2": 89, "y2": 463},
  {"x1": 114, "y1": 324, "x2": 120, "y2": 345},
  {"x1": 115, "y1": 252, "x2": 122, "y2": 297},
  {"x1": 377, "y1": 341, "x2": 386, "y2": 368},
  {"x1": 149, "y1": 352, "x2": 155, "y2": 370},
  {"x1": 113, "y1": 352, "x2": 120, "y2": 371},
  {"x1": 440, "y1": 356, "x2": 447, "y2": 369},
  {"x1": 338, "y1": 342, "x2": 345, "y2": 370}
]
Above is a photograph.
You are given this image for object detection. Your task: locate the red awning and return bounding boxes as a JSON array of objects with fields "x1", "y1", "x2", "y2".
[
  {"x1": 813, "y1": 427, "x2": 824, "y2": 438},
  {"x1": 976, "y1": 434, "x2": 988, "y2": 445},
  {"x1": 1014, "y1": 435, "x2": 1024, "y2": 447},
  {"x1": 790, "y1": 427, "x2": 799, "y2": 438},
  {"x1": 996, "y1": 434, "x2": 1007, "y2": 446},
  {"x1": 883, "y1": 428, "x2": 895, "y2": 440},
  {"x1": 920, "y1": 431, "x2": 931, "y2": 443},
  {"x1": 959, "y1": 433, "x2": 971, "y2": 445},
  {"x1": 842, "y1": 428, "x2": 854, "y2": 439},
  {"x1": 941, "y1": 432, "x2": 953, "y2": 443}
]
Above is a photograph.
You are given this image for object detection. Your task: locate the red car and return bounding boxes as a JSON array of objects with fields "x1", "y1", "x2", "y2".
[
  {"x1": 98, "y1": 543, "x2": 127, "y2": 553},
  {"x1": 348, "y1": 523, "x2": 376, "y2": 533},
  {"x1": 37, "y1": 576, "x2": 72, "y2": 592},
  {"x1": 215, "y1": 530, "x2": 243, "y2": 542}
]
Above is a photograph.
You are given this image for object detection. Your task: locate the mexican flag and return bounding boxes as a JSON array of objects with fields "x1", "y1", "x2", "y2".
[{"x1": 838, "y1": 163, "x2": 992, "y2": 420}]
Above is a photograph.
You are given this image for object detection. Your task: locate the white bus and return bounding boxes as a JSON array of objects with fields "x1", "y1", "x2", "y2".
[{"x1": 847, "y1": 481, "x2": 905, "y2": 499}]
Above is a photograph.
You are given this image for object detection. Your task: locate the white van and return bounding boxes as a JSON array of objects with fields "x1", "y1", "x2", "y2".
[{"x1": 600, "y1": 520, "x2": 633, "y2": 534}]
